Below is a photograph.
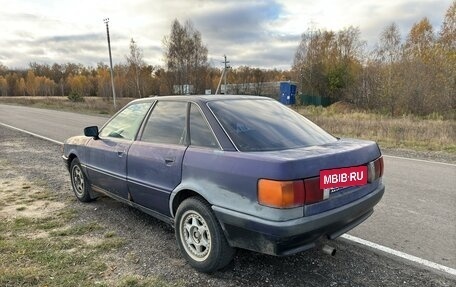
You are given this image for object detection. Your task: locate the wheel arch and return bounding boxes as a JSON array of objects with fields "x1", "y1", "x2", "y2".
[
  {"x1": 170, "y1": 189, "x2": 206, "y2": 218},
  {"x1": 66, "y1": 153, "x2": 78, "y2": 171}
]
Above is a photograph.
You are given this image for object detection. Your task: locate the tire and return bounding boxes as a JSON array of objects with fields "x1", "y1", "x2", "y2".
[
  {"x1": 70, "y1": 158, "x2": 94, "y2": 202},
  {"x1": 175, "y1": 197, "x2": 235, "y2": 273}
]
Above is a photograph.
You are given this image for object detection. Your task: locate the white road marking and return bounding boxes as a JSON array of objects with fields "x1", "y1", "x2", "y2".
[
  {"x1": 0, "y1": 122, "x2": 64, "y2": 145},
  {"x1": 383, "y1": 154, "x2": 456, "y2": 167},
  {"x1": 1, "y1": 121, "x2": 455, "y2": 277},
  {"x1": 342, "y1": 234, "x2": 456, "y2": 277}
]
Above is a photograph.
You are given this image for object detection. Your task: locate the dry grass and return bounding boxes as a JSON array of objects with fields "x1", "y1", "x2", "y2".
[
  {"x1": 297, "y1": 105, "x2": 456, "y2": 153},
  {"x1": 0, "y1": 96, "x2": 133, "y2": 115}
]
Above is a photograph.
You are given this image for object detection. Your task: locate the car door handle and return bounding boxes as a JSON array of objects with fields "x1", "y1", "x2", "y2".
[
  {"x1": 164, "y1": 158, "x2": 175, "y2": 165},
  {"x1": 117, "y1": 150, "x2": 125, "y2": 157}
]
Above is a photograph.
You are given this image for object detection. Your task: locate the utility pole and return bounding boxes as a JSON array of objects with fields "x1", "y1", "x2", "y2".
[
  {"x1": 104, "y1": 18, "x2": 117, "y2": 108},
  {"x1": 222, "y1": 55, "x2": 230, "y2": 94},
  {"x1": 215, "y1": 55, "x2": 231, "y2": 95}
]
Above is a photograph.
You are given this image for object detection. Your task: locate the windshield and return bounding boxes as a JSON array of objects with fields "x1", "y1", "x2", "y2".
[{"x1": 208, "y1": 99, "x2": 336, "y2": 151}]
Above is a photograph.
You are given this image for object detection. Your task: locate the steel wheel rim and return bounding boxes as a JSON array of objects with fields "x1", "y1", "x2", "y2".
[
  {"x1": 71, "y1": 165, "x2": 85, "y2": 197},
  {"x1": 180, "y1": 210, "x2": 211, "y2": 262}
]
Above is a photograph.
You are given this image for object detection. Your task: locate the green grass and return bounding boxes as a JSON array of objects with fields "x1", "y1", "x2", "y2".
[
  {"x1": 30, "y1": 189, "x2": 55, "y2": 201},
  {"x1": 12, "y1": 216, "x2": 64, "y2": 231},
  {"x1": 0, "y1": 176, "x2": 128, "y2": 286},
  {"x1": 0, "y1": 162, "x2": 176, "y2": 287},
  {"x1": 1, "y1": 156, "x2": 180, "y2": 287},
  {"x1": 50, "y1": 221, "x2": 104, "y2": 236},
  {"x1": 0, "y1": 219, "x2": 107, "y2": 286},
  {"x1": 93, "y1": 237, "x2": 126, "y2": 251}
]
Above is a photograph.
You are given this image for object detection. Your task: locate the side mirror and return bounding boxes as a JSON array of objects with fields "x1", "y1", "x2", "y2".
[{"x1": 84, "y1": 126, "x2": 99, "y2": 139}]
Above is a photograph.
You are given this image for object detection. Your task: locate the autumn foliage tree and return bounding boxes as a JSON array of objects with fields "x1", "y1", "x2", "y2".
[
  {"x1": 291, "y1": 1, "x2": 455, "y2": 117},
  {"x1": 375, "y1": 23, "x2": 403, "y2": 116},
  {"x1": 0, "y1": 76, "x2": 7, "y2": 96},
  {"x1": 292, "y1": 26, "x2": 365, "y2": 102},
  {"x1": 163, "y1": 19, "x2": 208, "y2": 94},
  {"x1": 126, "y1": 38, "x2": 146, "y2": 98}
]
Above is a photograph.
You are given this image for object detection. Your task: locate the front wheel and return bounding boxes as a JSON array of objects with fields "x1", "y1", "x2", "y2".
[
  {"x1": 70, "y1": 158, "x2": 94, "y2": 202},
  {"x1": 175, "y1": 197, "x2": 235, "y2": 273}
]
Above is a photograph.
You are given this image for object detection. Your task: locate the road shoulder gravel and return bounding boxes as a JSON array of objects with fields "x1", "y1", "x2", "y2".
[{"x1": 1, "y1": 125, "x2": 455, "y2": 286}]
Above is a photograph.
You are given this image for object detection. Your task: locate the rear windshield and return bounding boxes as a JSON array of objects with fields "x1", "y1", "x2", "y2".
[{"x1": 208, "y1": 99, "x2": 336, "y2": 151}]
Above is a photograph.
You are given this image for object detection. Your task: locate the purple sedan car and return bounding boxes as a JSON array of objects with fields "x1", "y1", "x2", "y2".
[{"x1": 63, "y1": 95, "x2": 384, "y2": 272}]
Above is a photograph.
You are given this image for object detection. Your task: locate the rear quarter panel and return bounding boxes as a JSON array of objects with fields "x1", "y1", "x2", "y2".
[
  {"x1": 171, "y1": 139, "x2": 381, "y2": 221},
  {"x1": 173, "y1": 147, "x2": 304, "y2": 221}
]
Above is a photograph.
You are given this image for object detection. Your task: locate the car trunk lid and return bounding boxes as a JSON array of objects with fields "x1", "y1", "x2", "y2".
[{"x1": 253, "y1": 138, "x2": 383, "y2": 215}]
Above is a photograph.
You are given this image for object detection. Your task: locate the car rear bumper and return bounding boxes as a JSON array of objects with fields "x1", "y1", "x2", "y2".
[{"x1": 212, "y1": 183, "x2": 385, "y2": 256}]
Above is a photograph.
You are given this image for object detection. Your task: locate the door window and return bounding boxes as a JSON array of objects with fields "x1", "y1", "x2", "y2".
[
  {"x1": 189, "y1": 104, "x2": 219, "y2": 148},
  {"x1": 141, "y1": 101, "x2": 188, "y2": 145},
  {"x1": 99, "y1": 102, "x2": 152, "y2": 141}
]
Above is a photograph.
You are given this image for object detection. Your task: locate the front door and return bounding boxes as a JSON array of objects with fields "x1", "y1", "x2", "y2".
[
  {"x1": 86, "y1": 138, "x2": 131, "y2": 198},
  {"x1": 85, "y1": 101, "x2": 152, "y2": 199}
]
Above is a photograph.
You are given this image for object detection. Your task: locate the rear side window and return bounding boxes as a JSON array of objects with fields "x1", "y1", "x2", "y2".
[
  {"x1": 189, "y1": 104, "x2": 218, "y2": 149},
  {"x1": 208, "y1": 99, "x2": 336, "y2": 151},
  {"x1": 141, "y1": 101, "x2": 187, "y2": 145},
  {"x1": 99, "y1": 102, "x2": 152, "y2": 140}
]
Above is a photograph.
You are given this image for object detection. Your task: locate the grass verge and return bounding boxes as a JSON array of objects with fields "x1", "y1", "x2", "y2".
[
  {"x1": 0, "y1": 96, "x2": 132, "y2": 116},
  {"x1": 297, "y1": 105, "x2": 455, "y2": 154},
  {"x1": 0, "y1": 159, "x2": 175, "y2": 287}
]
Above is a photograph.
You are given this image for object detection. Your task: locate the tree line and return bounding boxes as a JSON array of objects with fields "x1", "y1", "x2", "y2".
[
  {"x1": 0, "y1": 1, "x2": 454, "y2": 117},
  {"x1": 293, "y1": 1, "x2": 455, "y2": 116}
]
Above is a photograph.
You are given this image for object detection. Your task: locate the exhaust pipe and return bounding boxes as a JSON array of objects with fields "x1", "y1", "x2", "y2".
[{"x1": 322, "y1": 245, "x2": 336, "y2": 256}]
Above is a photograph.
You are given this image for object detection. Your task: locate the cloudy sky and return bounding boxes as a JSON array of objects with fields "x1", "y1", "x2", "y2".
[{"x1": 0, "y1": 0, "x2": 452, "y2": 70}]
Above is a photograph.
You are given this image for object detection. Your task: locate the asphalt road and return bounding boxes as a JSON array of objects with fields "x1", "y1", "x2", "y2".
[
  {"x1": 1, "y1": 104, "x2": 455, "y2": 272},
  {"x1": 0, "y1": 104, "x2": 108, "y2": 141}
]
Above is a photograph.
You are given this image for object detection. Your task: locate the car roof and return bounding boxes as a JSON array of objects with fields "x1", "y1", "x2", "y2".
[{"x1": 129, "y1": 95, "x2": 272, "y2": 105}]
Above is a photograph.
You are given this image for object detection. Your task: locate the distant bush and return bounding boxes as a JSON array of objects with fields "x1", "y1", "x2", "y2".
[{"x1": 68, "y1": 92, "x2": 84, "y2": 102}]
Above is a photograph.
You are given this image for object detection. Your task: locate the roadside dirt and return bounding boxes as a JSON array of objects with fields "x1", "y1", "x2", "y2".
[
  {"x1": 1, "y1": 126, "x2": 455, "y2": 287},
  {"x1": 0, "y1": 176, "x2": 64, "y2": 219}
]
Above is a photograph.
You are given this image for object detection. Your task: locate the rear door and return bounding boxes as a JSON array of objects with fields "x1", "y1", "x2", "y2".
[
  {"x1": 127, "y1": 101, "x2": 188, "y2": 216},
  {"x1": 85, "y1": 102, "x2": 152, "y2": 199}
]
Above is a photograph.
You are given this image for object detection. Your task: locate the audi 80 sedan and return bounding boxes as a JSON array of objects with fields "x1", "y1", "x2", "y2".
[{"x1": 63, "y1": 95, "x2": 385, "y2": 272}]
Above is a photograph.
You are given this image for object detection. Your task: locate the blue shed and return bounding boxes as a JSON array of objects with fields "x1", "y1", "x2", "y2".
[{"x1": 279, "y1": 82, "x2": 297, "y2": 105}]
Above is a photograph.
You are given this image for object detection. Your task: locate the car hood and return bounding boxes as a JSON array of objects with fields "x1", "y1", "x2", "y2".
[{"x1": 64, "y1": 135, "x2": 92, "y2": 146}]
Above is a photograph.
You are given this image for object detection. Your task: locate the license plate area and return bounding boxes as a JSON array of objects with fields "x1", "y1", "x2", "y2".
[{"x1": 320, "y1": 166, "x2": 367, "y2": 189}]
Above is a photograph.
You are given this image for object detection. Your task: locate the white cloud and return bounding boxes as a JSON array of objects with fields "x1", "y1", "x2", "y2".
[{"x1": 0, "y1": 0, "x2": 452, "y2": 69}]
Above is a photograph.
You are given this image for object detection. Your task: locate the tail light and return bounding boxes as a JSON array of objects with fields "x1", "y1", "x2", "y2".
[
  {"x1": 258, "y1": 177, "x2": 326, "y2": 208},
  {"x1": 303, "y1": 177, "x2": 325, "y2": 204},
  {"x1": 368, "y1": 156, "x2": 384, "y2": 183},
  {"x1": 258, "y1": 157, "x2": 384, "y2": 208},
  {"x1": 258, "y1": 179, "x2": 304, "y2": 208}
]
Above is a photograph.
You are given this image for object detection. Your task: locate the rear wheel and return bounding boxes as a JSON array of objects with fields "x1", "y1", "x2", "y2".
[
  {"x1": 175, "y1": 197, "x2": 235, "y2": 273},
  {"x1": 70, "y1": 158, "x2": 94, "y2": 202}
]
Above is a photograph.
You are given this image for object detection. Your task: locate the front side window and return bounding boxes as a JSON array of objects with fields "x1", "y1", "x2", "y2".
[
  {"x1": 208, "y1": 99, "x2": 336, "y2": 151},
  {"x1": 99, "y1": 102, "x2": 152, "y2": 141},
  {"x1": 141, "y1": 101, "x2": 188, "y2": 145},
  {"x1": 189, "y1": 104, "x2": 219, "y2": 148}
]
